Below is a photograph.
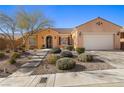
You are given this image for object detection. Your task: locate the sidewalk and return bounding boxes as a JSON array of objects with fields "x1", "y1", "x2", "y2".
[{"x1": 0, "y1": 69, "x2": 124, "y2": 87}]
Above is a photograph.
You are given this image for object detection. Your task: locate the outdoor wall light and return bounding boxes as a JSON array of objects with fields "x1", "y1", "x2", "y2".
[
  {"x1": 117, "y1": 32, "x2": 120, "y2": 35},
  {"x1": 54, "y1": 36, "x2": 56, "y2": 39},
  {"x1": 96, "y1": 21, "x2": 103, "y2": 26},
  {"x1": 42, "y1": 36, "x2": 44, "y2": 39}
]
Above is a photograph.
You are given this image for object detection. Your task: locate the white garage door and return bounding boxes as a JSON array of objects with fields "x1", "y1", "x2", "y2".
[{"x1": 84, "y1": 34, "x2": 114, "y2": 50}]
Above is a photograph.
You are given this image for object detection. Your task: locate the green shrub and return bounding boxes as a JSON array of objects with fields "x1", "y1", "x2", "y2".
[
  {"x1": 51, "y1": 48, "x2": 61, "y2": 53},
  {"x1": 56, "y1": 58, "x2": 76, "y2": 70},
  {"x1": 18, "y1": 45, "x2": 25, "y2": 51},
  {"x1": 60, "y1": 50, "x2": 73, "y2": 57},
  {"x1": 0, "y1": 52, "x2": 5, "y2": 58},
  {"x1": 9, "y1": 58, "x2": 16, "y2": 64},
  {"x1": 65, "y1": 45, "x2": 74, "y2": 51},
  {"x1": 78, "y1": 53, "x2": 93, "y2": 62},
  {"x1": 76, "y1": 48, "x2": 85, "y2": 54},
  {"x1": 12, "y1": 52, "x2": 21, "y2": 59},
  {"x1": 47, "y1": 54, "x2": 60, "y2": 64}
]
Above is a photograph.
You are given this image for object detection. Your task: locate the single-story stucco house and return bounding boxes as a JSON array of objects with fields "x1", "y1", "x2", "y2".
[{"x1": 24, "y1": 17, "x2": 124, "y2": 50}]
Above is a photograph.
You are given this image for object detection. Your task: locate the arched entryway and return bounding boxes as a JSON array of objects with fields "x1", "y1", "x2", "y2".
[{"x1": 46, "y1": 36, "x2": 53, "y2": 48}]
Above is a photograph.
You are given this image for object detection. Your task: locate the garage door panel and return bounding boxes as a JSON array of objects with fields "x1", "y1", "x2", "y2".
[{"x1": 84, "y1": 35, "x2": 113, "y2": 50}]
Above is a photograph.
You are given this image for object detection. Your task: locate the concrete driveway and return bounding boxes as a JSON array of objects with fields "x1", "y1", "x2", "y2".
[{"x1": 87, "y1": 51, "x2": 124, "y2": 69}]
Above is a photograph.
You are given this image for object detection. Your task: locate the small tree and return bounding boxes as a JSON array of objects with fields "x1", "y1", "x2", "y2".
[
  {"x1": 16, "y1": 9, "x2": 53, "y2": 48},
  {"x1": 0, "y1": 34, "x2": 9, "y2": 50},
  {"x1": 0, "y1": 12, "x2": 16, "y2": 50}
]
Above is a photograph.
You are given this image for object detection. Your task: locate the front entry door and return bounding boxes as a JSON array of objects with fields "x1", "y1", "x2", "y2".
[{"x1": 46, "y1": 36, "x2": 53, "y2": 48}]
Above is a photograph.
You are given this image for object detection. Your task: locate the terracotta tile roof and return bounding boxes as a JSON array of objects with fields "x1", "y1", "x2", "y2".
[{"x1": 52, "y1": 28, "x2": 73, "y2": 34}]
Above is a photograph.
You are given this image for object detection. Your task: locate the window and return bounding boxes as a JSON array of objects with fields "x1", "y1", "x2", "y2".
[
  {"x1": 68, "y1": 37, "x2": 72, "y2": 45},
  {"x1": 59, "y1": 37, "x2": 61, "y2": 45},
  {"x1": 29, "y1": 36, "x2": 36, "y2": 46},
  {"x1": 121, "y1": 32, "x2": 124, "y2": 38},
  {"x1": 61, "y1": 37, "x2": 68, "y2": 45}
]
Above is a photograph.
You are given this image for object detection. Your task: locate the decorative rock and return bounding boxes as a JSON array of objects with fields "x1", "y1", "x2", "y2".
[{"x1": 31, "y1": 56, "x2": 45, "y2": 59}]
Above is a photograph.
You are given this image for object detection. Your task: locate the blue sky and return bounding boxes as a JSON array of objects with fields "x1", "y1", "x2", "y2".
[{"x1": 0, "y1": 5, "x2": 124, "y2": 28}]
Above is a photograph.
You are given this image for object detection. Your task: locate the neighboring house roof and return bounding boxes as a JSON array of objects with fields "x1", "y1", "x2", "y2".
[
  {"x1": 0, "y1": 33, "x2": 21, "y2": 40},
  {"x1": 14, "y1": 35, "x2": 21, "y2": 40},
  {"x1": 0, "y1": 33, "x2": 7, "y2": 38},
  {"x1": 51, "y1": 28, "x2": 73, "y2": 34},
  {"x1": 76, "y1": 17, "x2": 122, "y2": 28}
]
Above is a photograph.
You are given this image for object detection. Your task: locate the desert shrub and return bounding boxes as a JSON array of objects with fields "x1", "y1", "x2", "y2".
[
  {"x1": 60, "y1": 50, "x2": 73, "y2": 58},
  {"x1": 51, "y1": 48, "x2": 61, "y2": 53},
  {"x1": 47, "y1": 54, "x2": 60, "y2": 64},
  {"x1": 29, "y1": 46, "x2": 36, "y2": 50},
  {"x1": 28, "y1": 56, "x2": 32, "y2": 59},
  {"x1": 41, "y1": 45, "x2": 45, "y2": 49},
  {"x1": 33, "y1": 49, "x2": 37, "y2": 52},
  {"x1": 14, "y1": 49, "x2": 18, "y2": 52},
  {"x1": 86, "y1": 55, "x2": 93, "y2": 62},
  {"x1": 0, "y1": 52, "x2": 5, "y2": 58},
  {"x1": 78, "y1": 53, "x2": 87, "y2": 62},
  {"x1": 22, "y1": 50, "x2": 25, "y2": 53},
  {"x1": 22, "y1": 51, "x2": 30, "y2": 56},
  {"x1": 18, "y1": 45, "x2": 25, "y2": 51},
  {"x1": 65, "y1": 45, "x2": 74, "y2": 51},
  {"x1": 9, "y1": 58, "x2": 16, "y2": 64},
  {"x1": 76, "y1": 48, "x2": 85, "y2": 54},
  {"x1": 5, "y1": 50, "x2": 10, "y2": 53},
  {"x1": 12, "y1": 52, "x2": 21, "y2": 59},
  {"x1": 78, "y1": 53, "x2": 93, "y2": 62},
  {"x1": 56, "y1": 58, "x2": 76, "y2": 70}
]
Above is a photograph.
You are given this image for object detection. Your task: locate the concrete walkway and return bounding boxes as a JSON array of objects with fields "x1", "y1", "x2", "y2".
[
  {"x1": 21, "y1": 49, "x2": 49, "y2": 68},
  {"x1": 0, "y1": 49, "x2": 50, "y2": 87}
]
